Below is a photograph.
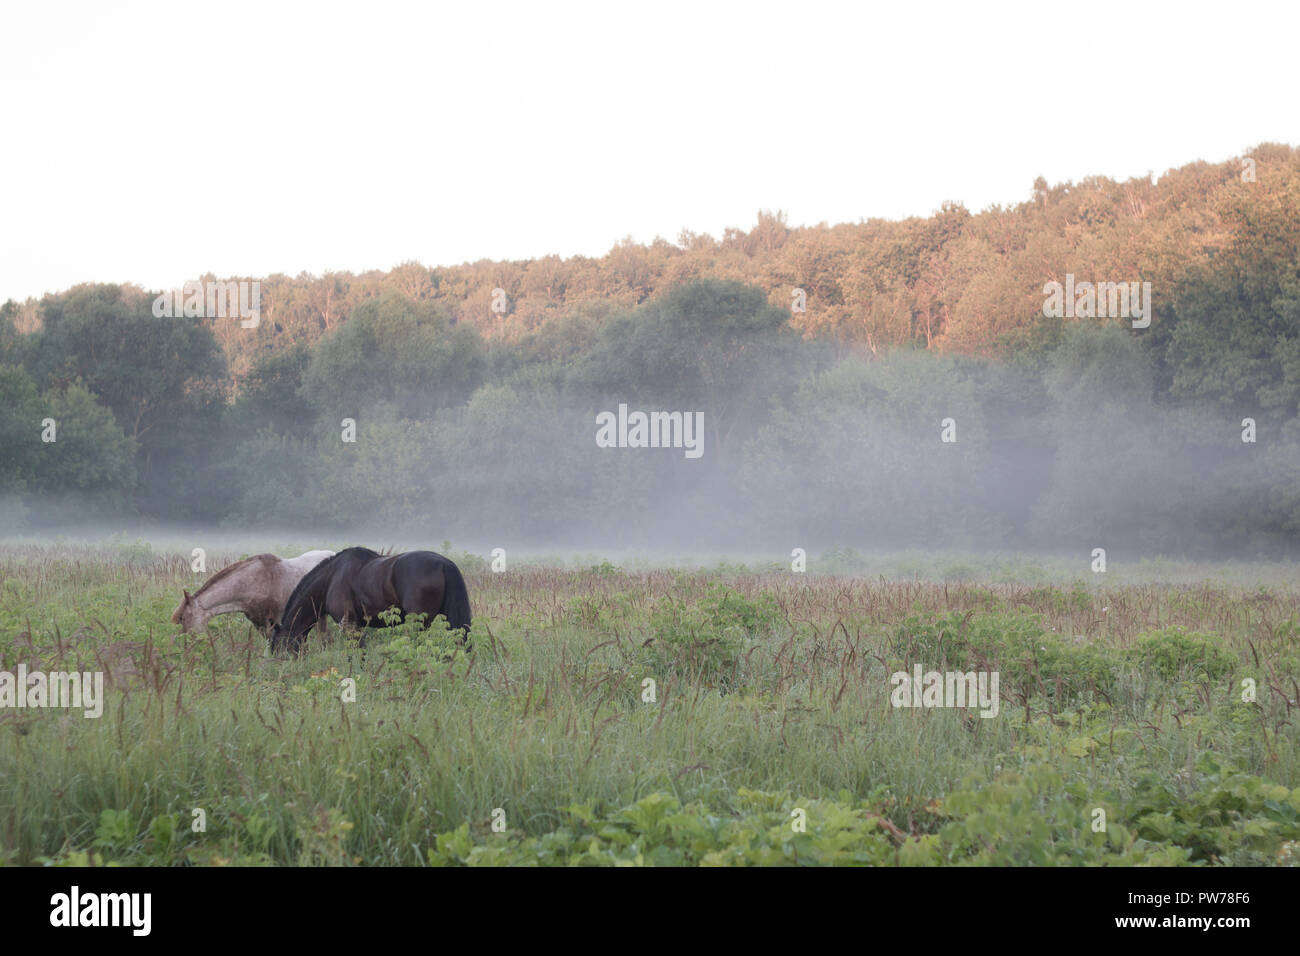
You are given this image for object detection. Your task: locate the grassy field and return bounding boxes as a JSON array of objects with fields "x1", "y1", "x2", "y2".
[{"x1": 1, "y1": 540, "x2": 1299, "y2": 866}]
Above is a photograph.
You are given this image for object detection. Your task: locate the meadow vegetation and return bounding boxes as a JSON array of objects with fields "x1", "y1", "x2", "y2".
[{"x1": 2, "y1": 543, "x2": 1297, "y2": 866}]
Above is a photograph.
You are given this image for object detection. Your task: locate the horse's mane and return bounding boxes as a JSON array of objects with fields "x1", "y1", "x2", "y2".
[
  {"x1": 279, "y1": 547, "x2": 380, "y2": 629},
  {"x1": 192, "y1": 553, "x2": 275, "y2": 597}
]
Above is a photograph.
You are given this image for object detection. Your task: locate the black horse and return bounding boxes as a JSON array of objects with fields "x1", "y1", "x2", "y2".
[{"x1": 271, "y1": 547, "x2": 472, "y2": 654}]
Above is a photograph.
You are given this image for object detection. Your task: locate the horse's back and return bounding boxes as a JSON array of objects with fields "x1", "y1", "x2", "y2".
[
  {"x1": 282, "y1": 549, "x2": 335, "y2": 574},
  {"x1": 392, "y1": 550, "x2": 451, "y2": 577},
  {"x1": 274, "y1": 550, "x2": 336, "y2": 605}
]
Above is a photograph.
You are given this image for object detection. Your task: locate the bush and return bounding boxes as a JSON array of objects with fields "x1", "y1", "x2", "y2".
[
  {"x1": 645, "y1": 584, "x2": 784, "y2": 682},
  {"x1": 890, "y1": 610, "x2": 1120, "y2": 703},
  {"x1": 1129, "y1": 627, "x2": 1236, "y2": 681}
]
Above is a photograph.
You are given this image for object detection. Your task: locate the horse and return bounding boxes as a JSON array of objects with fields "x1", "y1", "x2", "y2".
[
  {"x1": 271, "y1": 547, "x2": 472, "y2": 654},
  {"x1": 171, "y1": 550, "x2": 336, "y2": 634}
]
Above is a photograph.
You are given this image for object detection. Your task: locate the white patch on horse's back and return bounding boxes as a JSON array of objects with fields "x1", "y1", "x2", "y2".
[
  {"x1": 272, "y1": 550, "x2": 337, "y2": 611},
  {"x1": 281, "y1": 549, "x2": 335, "y2": 573}
]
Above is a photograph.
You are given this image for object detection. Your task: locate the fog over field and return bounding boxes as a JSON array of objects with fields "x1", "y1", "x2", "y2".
[{"x1": 3, "y1": 331, "x2": 1298, "y2": 565}]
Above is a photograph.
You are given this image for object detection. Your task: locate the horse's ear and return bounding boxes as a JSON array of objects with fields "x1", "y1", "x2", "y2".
[{"x1": 183, "y1": 589, "x2": 191, "y2": 601}]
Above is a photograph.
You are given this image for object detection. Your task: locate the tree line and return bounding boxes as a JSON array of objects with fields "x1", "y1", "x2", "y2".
[{"x1": 2, "y1": 144, "x2": 1298, "y2": 555}]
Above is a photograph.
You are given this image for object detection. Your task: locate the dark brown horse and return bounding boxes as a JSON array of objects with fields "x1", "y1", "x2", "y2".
[{"x1": 271, "y1": 547, "x2": 472, "y2": 654}]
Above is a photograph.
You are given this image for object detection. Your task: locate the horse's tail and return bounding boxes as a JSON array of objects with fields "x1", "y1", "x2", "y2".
[{"x1": 439, "y1": 559, "x2": 473, "y2": 639}]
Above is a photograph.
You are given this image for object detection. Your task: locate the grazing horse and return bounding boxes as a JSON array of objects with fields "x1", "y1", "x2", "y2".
[
  {"x1": 271, "y1": 547, "x2": 473, "y2": 654},
  {"x1": 171, "y1": 550, "x2": 335, "y2": 634}
]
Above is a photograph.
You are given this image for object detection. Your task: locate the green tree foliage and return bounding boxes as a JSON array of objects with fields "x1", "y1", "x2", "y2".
[
  {"x1": 301, "y1": 292, "x2": 486, "y2": 420},
  {"x1": 27, "y1": 284, "x2": 226, "y2": 442},
  {"x1": 0, "y1": 365, "x2": 43, "y2": 494},
  {"x1": 231, "y1": 344, "x2": 317, "y2": 435},
  {"x1": 1163, "y1": 163, "x2": 1300, "y2": 426},
  {"x1": 32, "y1": 383, "x2": 137, "y2": 498},
  {"x1": 18, "y1": 284, "x2": 226, "y2": 518},
  {"x1": 574, "y1": 279, "x2": 810, "y2": 459},
  {"x1": 0, "y1": 365, "x2": 135, "y2": 503}
]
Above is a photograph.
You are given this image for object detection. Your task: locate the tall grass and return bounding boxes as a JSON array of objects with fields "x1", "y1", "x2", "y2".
[{"x1": 1, "y1": 545, "x2": 1297, "y2": 865}]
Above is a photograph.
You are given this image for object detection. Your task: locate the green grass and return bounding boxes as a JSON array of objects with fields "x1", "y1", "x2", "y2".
[{"x1": 1, "y1": 543, "x2": 1298, "y2": 866}]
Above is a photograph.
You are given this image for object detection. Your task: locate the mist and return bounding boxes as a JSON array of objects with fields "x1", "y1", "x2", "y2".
[{"x1": 3, "y1": 323, "x2": 1296, "y2": 570}]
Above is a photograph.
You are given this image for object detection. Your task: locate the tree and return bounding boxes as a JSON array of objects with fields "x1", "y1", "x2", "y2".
[
  {"x1": 30, "y1": 284, "x2": 227, "y2": 443},
  {"x1": 33, "y1": 383, "x2": 137, "y2": 498},
  {"x1": 22, "y1": 284, "x2": 226, "y2": 518},
  {"x1": 0, "y1": 365, "x2": 42, "y2": 494},
  {"x1": 1163, "y1": 168, "x2": 1300, "y2": 429},
  {"x1": 301, "y1": 292, "x2": 486, "y2": 420},
  {"x1": 573, "y1": 279, "x2": 806, "y2": 460},
  {"x1": 232, "y1": 344, "x2": 317, "y2": 434}
]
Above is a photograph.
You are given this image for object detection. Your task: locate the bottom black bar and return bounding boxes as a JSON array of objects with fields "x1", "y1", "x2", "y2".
[{"x1": 0, "y1": 864, "x2": 1280, "y2": 942}]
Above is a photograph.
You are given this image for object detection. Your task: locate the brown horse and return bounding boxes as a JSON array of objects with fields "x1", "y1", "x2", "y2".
[
  {"x1": 271, "y1": 547, "x2": 471, "y2": 654},
  {"x1": 171, "y1": 550, "x2": 335, "y2": 633}
]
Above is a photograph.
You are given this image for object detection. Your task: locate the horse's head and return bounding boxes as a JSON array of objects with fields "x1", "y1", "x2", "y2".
[
  {"x1": 171, "y1": 590, "x2": 203, "y2": 633},
  {"x1": 269, "y1": 621, "x2": 288, "y2": 653},
  {"x1": 270, "y1": 557, "x2": 338, "y2": 655},
  {"x1": 269, "y1": 618, "x2": 305, "y2": 655}
]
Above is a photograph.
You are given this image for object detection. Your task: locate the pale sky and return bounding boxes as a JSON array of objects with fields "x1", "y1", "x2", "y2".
[{"x1": 1, "y1": 0, "x2": 1296, "y2": 303}]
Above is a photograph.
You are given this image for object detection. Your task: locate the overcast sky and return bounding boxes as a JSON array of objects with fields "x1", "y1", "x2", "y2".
[{"x1": 1, "y1": 0, "x2": 1296, "y2": 303}]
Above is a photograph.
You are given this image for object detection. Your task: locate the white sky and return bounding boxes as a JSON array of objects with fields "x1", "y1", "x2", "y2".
[{"x1": 1, "y1": 0, "x2": 1296, "y2": 303}]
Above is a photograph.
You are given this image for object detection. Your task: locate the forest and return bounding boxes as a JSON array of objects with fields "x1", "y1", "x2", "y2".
[{"x1": 2, "y1": 143, "x2": 1298, "y2": 557}]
